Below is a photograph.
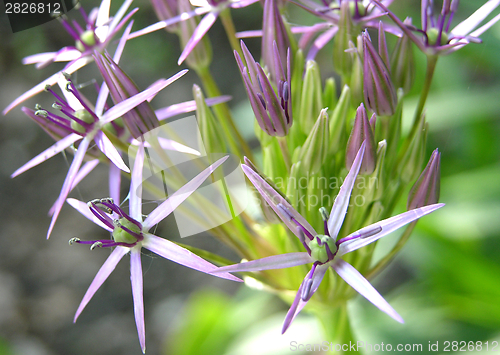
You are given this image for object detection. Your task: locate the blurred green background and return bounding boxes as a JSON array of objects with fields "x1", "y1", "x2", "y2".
[{"x1": 0, "y1": 0, "x2": 499, "y2": 354}]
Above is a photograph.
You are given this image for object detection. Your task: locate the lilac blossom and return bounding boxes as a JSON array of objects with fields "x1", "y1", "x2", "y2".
[
  {"x1": 128, "y1": 0, "x2": 260, "y2": 65},
  {"x1": 213, "y1": 143, "x2": 444, "y2": 332},
  {"x1": 68, "y1": 151, "x2": 241, "y2": 353},
  {"x1": 372, "y1": 0, "x2": 500, "y2": 56},
  {"x1": 3, "y1": 0, "x2": 137, "y2": 114},
  {"x1": 12, "y1": 63, "x2": 188, "y2": 239}
]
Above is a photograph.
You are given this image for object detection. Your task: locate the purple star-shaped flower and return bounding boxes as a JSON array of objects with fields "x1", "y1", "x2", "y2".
[
  {"x1": 213, "y1": 143, "x2": 444, "y2": 333},
  {"x1": 68, "y1": 149, "x2": 241, "y2": 353}
]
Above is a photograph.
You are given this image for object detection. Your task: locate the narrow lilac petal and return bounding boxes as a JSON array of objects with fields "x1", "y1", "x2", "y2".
[
  {"x1": 128, "y1": 7, "x2": 209, "y2": 39},
  {"x1": 469, "y1": 12, "x2": 500, "y2": 37},
  {"x1": 155, "y1": 96, "x2": 231, "y2": 121},
  {"x1": 47, "y1": 137, "x2": 90, "y2": 239},
  {"x1": 451, "y1": 0, "x2": 500, "y2": 36},
  {"x1": 22, "y1": 52, "x2": 57, "y2": 65},
  {"x1": 338, "y1": 203, "x2": 445, "y2": 256},
  {"x1": 143, "y1": 155, "x2": 228, "y2": 229},
  {"x1": 109, "y1": 163, "x2": 121, "y2": 204},
  {"x1": 3, "y1": 57, "x2": 90, "y2": 114},
  {"x1": 229, "y1": 0, "x2": 259, "y2": 8},
  {"x1": 236, "y1": 30, "x2": 263, "y2": 38},
  {"x1": 112, "y1": 21, "x2": 133, "y2": 64},
  {"x1": 241, "y1": 164, "x2": 317, "y2": 240},
  {"x1": 178, "y1": 11, "x2": 218, "y2": 65},
  {"x1": 333, "y1": 259, "x2": 404, "y2": 323},
  {"x1": 96, "y1": 0, "x2": 111, "y2": 28},
  {"x1": 212, "y1": 252, "x2": 313, "y2": 273},
  {"x1": 57, "y1": 75, "x2": 84, "y2": 111},
  {"x1": 282, "y1": 264, "x2": 329, "y2": 333},
  {"x1": 306, "y1": 27, "x2": 338, "y2": 61},
  {"x1": 49, "y1": 159, "x2": 99, "y2": 215},
  {"x1": 107, "y1": 0, "x2": 133, "y2": 34},
  {"x1": 94, "y1": 131, "x2": 130, "y2": 172},
  {"x1": 11, "y1": 133, "x2": 82, "y2": 178},
  {"x1": 74, "y1": 246, "x2": 129, "y2": 322},
  {"x1": 66, "y1": 198, "x2": 114, "y2": 232},
  {"x1": 101, "y1": 70, "x2": 188, "y2": 124},
  {"x1": 130, "y1": 137, "x2": 200, "y2": 156},
  {"x1": 327, "y1": 142, "x2": 365, "y2": 240},
  {"x1": 130, "y1": 248, "x2": 146, "y2": 354},
  {"x1": 49, "y1": 48, "x2": 82, "y2": 63},
  {"x1": 130, "y1": 143, "x2": 144, "y2": 222},
  {"x1": 143, "y1": 234, "x2": 242, "y2": 282}
]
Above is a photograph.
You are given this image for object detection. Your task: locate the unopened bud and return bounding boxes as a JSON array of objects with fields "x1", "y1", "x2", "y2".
[
  {"x1": 346, "y1": 103, "x2": 376, "y2": 174},
  {"x1": 298, "y1": 108, "x2": 329, "y2": 174},
  {"x1": 407, "y1": 148, "x2": 440, "y2": 210}
]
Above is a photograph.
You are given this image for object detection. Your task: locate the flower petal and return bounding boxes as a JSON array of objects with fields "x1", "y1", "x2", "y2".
[
  {"x1": 337, "y1": 203, "x2": 445, "y2": 256},
  {"x1": 94, "y1": 131, "x2": 130, "y2": 172},
  {"x1": 74, "y1": 246, "x2": 129, "y2": 322},
  {"x1": 11, "y1": 133, "x2": 82, "y2": 178},
  {"x1": 451, "y1": 0, "x2": 500, "y2": 37},
  {"x1": 241, "y1": 164, "x2": 317, "y2": 240},
  {"x1": 211, "y1": 252, "x2": 313, "y2": 273},
  {"x1": 143, "y1": 233, "x2": 242, "y2": 282},
  {"x1": 142, "y1": 155, "x2": 228, "y2": 229},
  {"x1": 155, "y1": 96, "x2": 232, "y2": 121},
  {"x1": 47, "y1": 137, "x2": 90, "y2": 239},
  {"x1": 130, "y1": 248, "x2": 146, "y2": 354},
  {"x1": 327, "y1": 142, "x2": 365, "y2": 240},
  {"x1": 100, "y1": 70, "x2": 188, "y2": 124},
  {"x1": 130, "y1": 142, "x2": 144, "y2": 221},
  {"x1": 332, "y1": 259, "x2": 404, "y2": 323},
  {"x1": 130, "y1": 137, "x2": 200, "y2": 156},
  {"x1": 67, "y1": 198, "x2": 114, "y2": 232},
  {"x1": 178, "y1": 11, "x2": 219, "y2": 65},
  {"x1": 282, "y1": 264, "x2": 329, "y2": 333},
  {"x1": 109, "y1": 163, "x2": 121, "y2": 205}
]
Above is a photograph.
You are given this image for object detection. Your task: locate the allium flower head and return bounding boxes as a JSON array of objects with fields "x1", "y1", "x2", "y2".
[
  {"x1": 68, "y1": 150, "x2": 241, "y2": 353},
  {"x1": 235, "y1": 40, "x2": 292, "y2": 137},
  {"x1": 372, "y1": 0, "x2": 500, "y2": 56},
  {"x1": 3, "y1": 0, "x2": 137, "y2": 114},
  {"x1": 213, "y1": 143, "x2": 444, "y2": 332}
]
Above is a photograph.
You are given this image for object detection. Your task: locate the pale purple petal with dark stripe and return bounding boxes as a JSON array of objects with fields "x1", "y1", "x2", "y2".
[
  {"x1": 178, "y1": 11, "x2": 219, "y2": 65},
  {"x1": 101, "y1": 70, "x2": 188, "y2": 124},
  {"x1": 212, "y1": 252, "x2": 313, "y2": 273},
  {"x1": 333, "y1": 258, "x2": 404, "y2": 323},
  {"x1": 282, "y1": 264, "x2": 329, "y2": 333},
  {"x1": 451, "y1": 0, "x2": 500, "y2": 37},
  {"x1": 47, "y1": 137, "x2": 90, "y2": 239},
  {"x1": 94, "y1": 131, "x2": 130, "y2": 172},
  {"x1": 327, "y1": 142, "x2": 365, "y2": 240},
  {"x1": 143, "y1": 155, "x2": 228, "y2": 229},
  {"x1": 128, "y1": 7, "x2": 210, "y2": 39},
  {"x1": 130, "y1": 143, "x2": 144, "y2": 222},
  {"x1": 155, "y1": 96, "x2": 231, "y2": 121},
  {"x1": 143, "y1": 233, "x2": 242, "y2": 282},
  {"x1": 49, "y1": 159, "x2": 99, "y2": 216},
  {"x1": 74, "y1": 246, "x2": 129, "y2": 322},
  {"x1": 241, "y1": 164, "x2": 317, "y2": 240},
  {"x1": 66, "y1": 198, "x2": 114, "y2": 232},
  {"x1": 130, "y1": 248, "x2": 146, "y2": 354},
  {"x1": 11, "y1": 133, "x2": 82, "y2": 178},
  {"x1": 337, "y1": 203, "x2": 445, "y2": 256}
]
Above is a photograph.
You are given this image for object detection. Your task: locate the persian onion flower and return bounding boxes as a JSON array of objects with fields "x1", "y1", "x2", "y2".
[
  {"x1": 68, "y1": 150, "x2": 241, "y2": 353},
  {"x1": 12, "y1": 65, "x2": 187, "y2": 240},
  {"x1": 213, "y1": 143, "x2": 444, "y2": 332},
  {"x1": 3, "y1": 0, "x2": 137, "y2": 114},
  {"x1": 129, "y1": 0, "x2": 259, "y2": 65},
  {"x1": 372, "y1": 0, "x2": 500, "y2": 56}
]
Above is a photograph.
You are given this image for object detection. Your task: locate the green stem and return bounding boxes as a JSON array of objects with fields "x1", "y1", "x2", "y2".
[
  {"x1": 317, "y1": 303, "x2": 361, "y2": 354},
  {"x1": 406, "y1": 55, "x2": 438, "y2": 145},
  {"x1": 365, "y1": 220, "x2": 417, "y2": 280},
  {"x1": 196, "y1": 65, "x2": 255, "y2": 160},
  {"x1": 219, "y1": 9, "x2": 244, "y2": 60}
]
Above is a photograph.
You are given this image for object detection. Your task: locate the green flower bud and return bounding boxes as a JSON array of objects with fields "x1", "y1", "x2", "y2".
[
  {"x1": 299, "y1": 60, "x2": 323, "y2": 133},
  {"x1": 297, "y1": 108, "x2": 329, "y2": 174},
  {"x1": 333, "y1": 1, "x2": 355, "y2": 78},
  {"x1": 391, "y1": 19, "x2": 416, "y2": 94},
  {"x1": 193, "y1": 84, "x2": 226, "y2": 154},
  {"x1": 329, "y1": 85, "x2": 351, "y2": 154},
  {"x1": 399, "y1": 114, "x2": 428, "y2": 183}
]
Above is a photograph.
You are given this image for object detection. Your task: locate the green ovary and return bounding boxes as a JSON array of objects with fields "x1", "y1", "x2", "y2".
[
  {"x1": 71, "y1": 109, "x2": 94, "y2": 134},
  {"x1": 309, "y1": 235, "x2": 338, "y2": 263},
  {"x1": 76, "y1": 30, "x2": 96, "y2": 52},
  {"x1": 113, "y1": 218, "x2": 141, "y2": 244},
  {"x1": 426, "y1": 28, "x2": 449, "y2": 46}
]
